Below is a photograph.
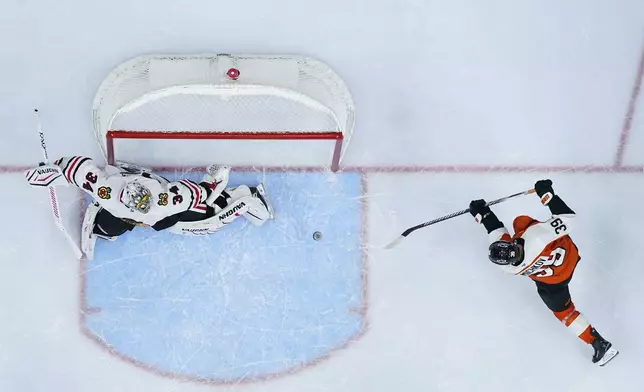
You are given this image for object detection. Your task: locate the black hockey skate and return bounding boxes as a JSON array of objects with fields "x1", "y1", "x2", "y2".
[{"x1": 590, "y1": 328, "x2": 619, "y2": 366}]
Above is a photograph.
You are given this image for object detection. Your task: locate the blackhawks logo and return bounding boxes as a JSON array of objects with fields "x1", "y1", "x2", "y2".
[
  {"x1": 158, "y1": 192, "x2": 169, "y2": 206},
  {"x1": 97, "y1": 186, "x2": 112, "y2": 199}
]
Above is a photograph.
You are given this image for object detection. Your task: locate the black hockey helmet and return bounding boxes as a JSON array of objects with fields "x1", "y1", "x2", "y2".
[{"x1": 488, "y1": 240, "x2": 524, "y2": 266}]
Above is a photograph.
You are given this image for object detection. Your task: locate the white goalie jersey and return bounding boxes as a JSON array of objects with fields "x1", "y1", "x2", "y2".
[
  {"x1": 54, "y1": 156, "x2": 210, "y2": 227},
  {"x1": 26, "y1": 155, "x2": 275, "y2": 260}
]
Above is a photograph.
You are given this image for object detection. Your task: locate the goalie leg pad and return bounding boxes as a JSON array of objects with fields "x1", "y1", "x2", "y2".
[
  {"x1": 166, "y1": 184, "x2": 274, "y2": 235},
  {"x1": 247, "y1": 183, "x2": 274, "y2": 225},
  {"x1": 81, "y1": 202, "x2": 101, "y2": 260},
  {"x1": 166, "y1": 195, "x2": 252, "y2": 235},
  {"x1": 82, "y1": 203, "x2": 136, "y2": 260},
  {"x1": 226, "y1": 185, "x2": 273, "y2": 226}
]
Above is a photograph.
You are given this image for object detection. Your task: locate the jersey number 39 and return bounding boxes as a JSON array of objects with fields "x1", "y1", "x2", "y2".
[
  {"x1": 550, "y1": 218, "x2": 567, "y2": 235},
  {"x1": 532, "y1": 247, "x2": 566, "y2": 278}
]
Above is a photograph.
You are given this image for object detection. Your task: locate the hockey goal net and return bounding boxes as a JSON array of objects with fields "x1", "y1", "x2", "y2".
[{"x1": 92, "y1": 54, "x2": 355, "y2": 171}]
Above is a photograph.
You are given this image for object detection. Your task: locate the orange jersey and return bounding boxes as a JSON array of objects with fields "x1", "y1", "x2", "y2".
[{"x1": 489, "y1": 214, "x2": 579, "y2": 284}]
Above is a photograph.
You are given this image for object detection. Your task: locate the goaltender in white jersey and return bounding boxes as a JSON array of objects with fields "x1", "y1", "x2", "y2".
[{"x1": 26, "y1": 156, "x2": 274, "y2": 259}]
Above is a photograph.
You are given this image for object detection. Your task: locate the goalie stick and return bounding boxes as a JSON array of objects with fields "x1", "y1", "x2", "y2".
[
  {"x1": 34, "y1": 109, "x2": 83, "y2": 259},
  {"x1": 384, "y1": 188, "x2": 535, "y2": 249}
]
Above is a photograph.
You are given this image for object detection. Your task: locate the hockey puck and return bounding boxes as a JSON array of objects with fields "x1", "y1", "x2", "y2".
[{"x1": 312, "y1": 231, "x2": 322, "y2": 241}]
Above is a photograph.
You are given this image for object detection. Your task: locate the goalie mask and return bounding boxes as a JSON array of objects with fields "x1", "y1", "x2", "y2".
[
  {"x1": 488, "y1": 239, "x2": 524, "y2": 266},
  {"x1": 121, "y1": 181, "x2": 152, "y2": 214}
]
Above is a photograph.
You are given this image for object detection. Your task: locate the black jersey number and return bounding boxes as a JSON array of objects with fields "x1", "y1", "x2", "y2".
[
  {"x1": 82, "y1": 172, "x2": 98, "y2": 192},
  {"x1": 169, "y1": 185, "x2": 183, "y2": 205},
  {"x1": 550, "y1": 218, "x2": 567, "y2": 235}
]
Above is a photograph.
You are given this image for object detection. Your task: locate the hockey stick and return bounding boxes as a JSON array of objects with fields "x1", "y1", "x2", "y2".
[
  {"x1": 384, "y1": 188, "x2": 535, "y2": 249},
  {"x1": 34, "y1": 109, "x2": 84, "y2": 259}
]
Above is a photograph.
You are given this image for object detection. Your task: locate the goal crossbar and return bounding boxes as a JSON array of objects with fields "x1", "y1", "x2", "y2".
[{"x1": 106, "y1": 130, "x2": 344, "y2": 171}]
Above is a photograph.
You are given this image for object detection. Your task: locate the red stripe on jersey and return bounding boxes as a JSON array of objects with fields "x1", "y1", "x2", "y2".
[
  {"x1": 180, "y1": 180, "x2": 206, "y2": 212},
  {"x1": 180, "y1": 180, "x2": 199, "y2": 208},
  {"x1": 65, "y1": 156, "x2": 82, "y2": 184}
]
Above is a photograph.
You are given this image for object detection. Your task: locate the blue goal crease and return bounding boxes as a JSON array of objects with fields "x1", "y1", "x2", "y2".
[{"x1": 83, "y1": 170, "x2": 365, "y2": 381}]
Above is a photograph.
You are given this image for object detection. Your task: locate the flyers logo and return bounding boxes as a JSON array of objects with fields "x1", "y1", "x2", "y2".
[
  {"x1": 158, "y1": 193, "x2": 169, "y2": 206},
  {"x1": 97, "y1": 186, "x2": 112, "y2": 199}
]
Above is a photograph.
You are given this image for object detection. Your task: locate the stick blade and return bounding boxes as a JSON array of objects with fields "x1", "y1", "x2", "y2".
[{"x1": 384, "y1": 235, "x2": 404, "y2": 250}]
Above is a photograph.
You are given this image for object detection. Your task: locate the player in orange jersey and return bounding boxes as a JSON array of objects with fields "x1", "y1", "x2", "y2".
[{"x1": 469, "y1": 179, "x2": 618, "y2": 366}]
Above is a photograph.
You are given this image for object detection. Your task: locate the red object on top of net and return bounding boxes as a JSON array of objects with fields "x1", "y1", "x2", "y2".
[{"x1": 227, "y1": 68, "x2": 240, "y2": 80}]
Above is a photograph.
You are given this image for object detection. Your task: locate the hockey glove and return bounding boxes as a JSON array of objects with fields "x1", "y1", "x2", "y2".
[
  {"x1": 25, "y1": 164, "x2": 68, "y2": 187},
  {"x1": 203, "y1": 164, "x2": 230, "y2": 188},
  {"x1": 469, "y1": 199, "x2": 491, "y2": 224},
  {"x1": 534, "y1": 179, "x2": 554, "y2": 205},
  {"x1": 203, "y1": 164, "x2": 231, "y2": 207}
]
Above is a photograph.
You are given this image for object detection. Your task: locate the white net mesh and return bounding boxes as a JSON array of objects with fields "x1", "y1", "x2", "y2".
[
  {"x1": 92, "y1": 54, "x2": 355, "y2": 169},
  {"x1": 110, "y1": 86, "x2": 338, "y2": 133}
]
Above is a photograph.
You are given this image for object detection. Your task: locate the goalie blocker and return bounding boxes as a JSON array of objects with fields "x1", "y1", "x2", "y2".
[{"x1": 26, "y1": 158, "x2": 275, "y2": 259}]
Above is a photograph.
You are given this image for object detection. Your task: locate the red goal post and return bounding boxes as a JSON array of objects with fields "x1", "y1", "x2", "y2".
[{"x1": 93, "y1": 54, "x2": 355, "y2": 171}]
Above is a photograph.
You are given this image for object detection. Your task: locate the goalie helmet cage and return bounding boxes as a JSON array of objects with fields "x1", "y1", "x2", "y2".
[{"x1": 92, "y1": 54, "x2": 356, "y2": 172}]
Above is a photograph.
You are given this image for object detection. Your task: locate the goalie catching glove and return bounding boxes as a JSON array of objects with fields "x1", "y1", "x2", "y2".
[{"x1": 202, "y1": 164, "x2": 231, "y2": 206}]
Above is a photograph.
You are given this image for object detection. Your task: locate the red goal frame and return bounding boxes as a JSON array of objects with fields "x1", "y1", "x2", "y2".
[
  {"x1": 106, "y1": 130, "x2": 345, "y2": 172},
  {"x1": 94, "y1": 54, "x2": 355, "y2": 172}
]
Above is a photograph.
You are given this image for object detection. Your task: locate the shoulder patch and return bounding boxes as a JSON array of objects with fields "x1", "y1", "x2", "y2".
[
  {"x1": 158, "y1": 193, "x2": 169, "y2": 206},
  {"x1": 97, "y1": 186, "x2": 112, "y2": 199}
]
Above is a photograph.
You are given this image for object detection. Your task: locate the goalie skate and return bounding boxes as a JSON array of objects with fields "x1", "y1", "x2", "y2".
[{"x1": 253, "y1": 183, "x2": 275, "y2": 220}]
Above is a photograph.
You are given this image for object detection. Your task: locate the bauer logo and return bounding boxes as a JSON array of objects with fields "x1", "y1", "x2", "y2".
[{"x1": 219, "y1": 202, "x2": 246, "y2": 221}]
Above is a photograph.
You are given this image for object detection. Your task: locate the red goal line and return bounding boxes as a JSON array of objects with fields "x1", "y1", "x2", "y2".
[{"x1": 1, "y1": 164, "x2": 643, "y2": 175}]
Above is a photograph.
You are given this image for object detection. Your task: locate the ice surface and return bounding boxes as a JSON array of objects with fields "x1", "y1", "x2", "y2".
[
  {"x1": 5, "y1": 170, "x2": 644, "y2": 392},
  {"x1": 83, "y1": 171, "x2": 365, "y2": 382},
  {"x1": 1, "y1": 0, "x2": 644, "y2": 391}
]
